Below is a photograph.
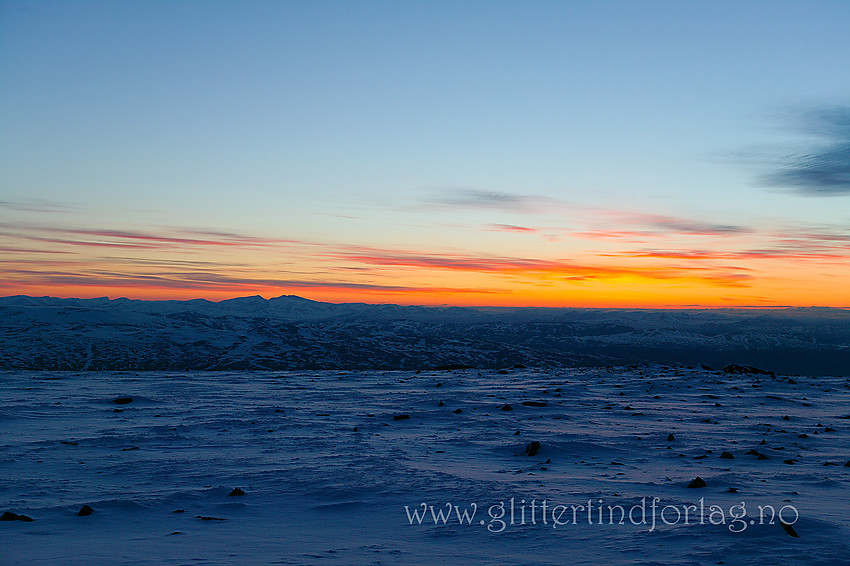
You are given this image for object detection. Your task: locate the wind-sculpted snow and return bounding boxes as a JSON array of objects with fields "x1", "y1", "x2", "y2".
[
  {"x1": 1, "y1": 295, "x2": 848, "y2": 375},
  {"x1": 1, "y1": 368, "x2": 849, "y2": 564}
]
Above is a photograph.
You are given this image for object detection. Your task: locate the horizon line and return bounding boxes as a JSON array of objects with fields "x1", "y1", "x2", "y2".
[{"x1": 2, "y1": 293, "x2": 847, "y2": 311}]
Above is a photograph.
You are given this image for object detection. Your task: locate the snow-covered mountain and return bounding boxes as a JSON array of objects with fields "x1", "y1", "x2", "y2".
[{"x1": 1, "y1": 295, "x2": 847, "y2": 374}]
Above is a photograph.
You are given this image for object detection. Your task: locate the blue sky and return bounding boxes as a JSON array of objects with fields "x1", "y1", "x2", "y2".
[{"x1": 1, "y1": 1, "x2": 849, "y2": 306}]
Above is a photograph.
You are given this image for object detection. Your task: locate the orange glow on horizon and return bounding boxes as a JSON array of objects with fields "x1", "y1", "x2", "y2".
[
  {"x1": 3, "y1": 278, "x2": 847, "y2": 309},
  {"x1": 2, "y1": 221, "x2": 848, "y2": 308}
]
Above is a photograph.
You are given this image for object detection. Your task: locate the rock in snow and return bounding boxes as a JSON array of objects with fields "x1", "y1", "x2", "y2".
[
  {"x1": 722, "y1": 364, "x2": 776, "y2": 377},
  {"x1": 525, "y1": 441, "x2": 541, "y2": 457},
  {"x1": 1, "y1": 511, "x2": 33, "y2": 522},
  {"x1": 780, "y1": 521, "x2": 800, "y2": 538}
]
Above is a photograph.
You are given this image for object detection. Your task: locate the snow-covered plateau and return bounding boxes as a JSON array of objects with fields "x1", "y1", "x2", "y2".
[
  {"x1": 1, "y1": 295, "x2": 849, "y2": 375},
  {"x1": 2, "y1": 296, "x2": 849, "y2": 563},
  {"x1": 1, "y1": 366, "x2": 849, "y2": 565}
]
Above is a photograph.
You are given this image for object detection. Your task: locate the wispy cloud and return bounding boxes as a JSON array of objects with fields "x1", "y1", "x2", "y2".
[
  {"x1": 59, "y1": 227, "x2": 288, "y2": 248},
  {"x1": 486, "y1": 224, "x2": 539, "y2": 233},
  {"x1": 8, "y1": 217, "x2": 848, "y2": 303},
  {"x1": 0, "y1": 227, "x2": 509, "y2": 296},
  {"x1": 609, "y1": 212, "x2": 749, "y2": 236},
  {"x1": 0, "y1": 246, "x2": 74, "y2": 255},
  {"x1": 608, "y1": 227, "x2": 850, "y2": 263},
  {"x1": 616, "y1": 249, "x2": 847, "y2": 261},
  {"x1": 475, "y1": 206, "x2": 750, "y2": 238},
  {"x1": 330, "y1": 246, "x2": 752, "y2": 287},
  {"x1": 0, "y1": 199, "x2": 75, "y2": 213},
  {"x1": 762, "y1": 106, "x2": 850, "y2": 196},
  {"x1": 423, "y1": 189, "x2": 562, "y2": 213},
  {"x1": 570, "y1": 230, "x2": 658, "y2": 242},
  {"x1": 417, "y1": 188, "x2": 753, "y2": 240},
  {"x1": 0, "y1": 224, "x2": 297, "y2": 250},
  {"x1": 1, "y1": 268, "x2": 498, "y2": 296}
]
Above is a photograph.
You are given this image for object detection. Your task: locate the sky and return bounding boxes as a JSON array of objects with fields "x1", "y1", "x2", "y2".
[{"x1": 1, "y1": 0, "x2": 849, "y2": 307}]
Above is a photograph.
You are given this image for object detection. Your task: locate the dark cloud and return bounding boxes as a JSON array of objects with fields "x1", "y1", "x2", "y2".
[{"x1": 763, "y1": 106, "x2": 850, "y2": 195}]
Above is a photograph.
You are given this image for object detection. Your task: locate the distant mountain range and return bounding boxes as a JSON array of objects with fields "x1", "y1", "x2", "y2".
[{"x1": 1, "y1": 295, "x2": 848, "y2": 375}]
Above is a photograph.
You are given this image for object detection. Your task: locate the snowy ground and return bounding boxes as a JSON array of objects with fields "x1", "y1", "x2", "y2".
[{"x1": 1, "y1": 367, "x2": 849, "y2": 565}]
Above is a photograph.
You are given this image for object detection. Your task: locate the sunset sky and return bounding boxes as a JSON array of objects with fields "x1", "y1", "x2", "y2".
[{"x1": 2, "y1": 1, "x2": 849, "y2": 307}]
